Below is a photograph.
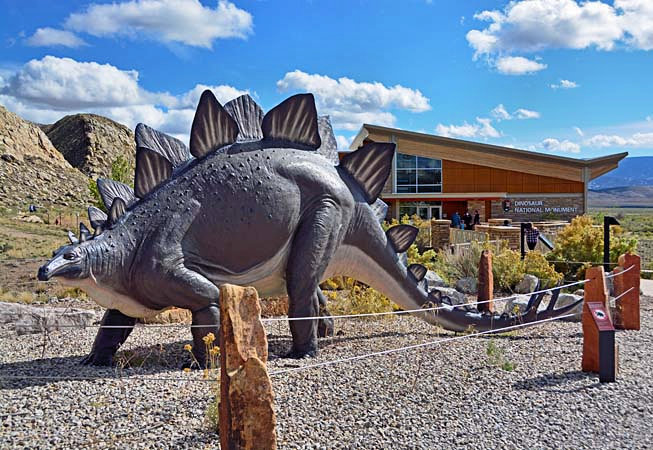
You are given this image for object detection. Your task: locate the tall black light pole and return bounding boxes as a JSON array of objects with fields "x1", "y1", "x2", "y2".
[{"x1": 604, "y1": 216, "x2": 620, "y2": 272}]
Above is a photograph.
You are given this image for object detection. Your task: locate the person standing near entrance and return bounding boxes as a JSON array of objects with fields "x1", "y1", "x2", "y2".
[
  {"x1": 463, "y1": 210, "x2": 473, "y2": 230},
  {"x1": 473, "y1": 210, "x2": 481, "y2": 229},
  {"x1": 451, "y1": 211, "x2": 461, "y2": 229}
]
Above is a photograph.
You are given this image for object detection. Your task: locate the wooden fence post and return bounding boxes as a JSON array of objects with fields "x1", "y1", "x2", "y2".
[
  {"x1": 582, "y1": 266, "x2": 618, "y2": 382},
  {"x1": 219, "y1": 284, "x2": 276, "y2": 450},
  {"x1": 613, "y1": 253, "x2": 641, "y2": 331},
  {"x1": 477, "y1": 250, "x2": 494, "y2": 313}
]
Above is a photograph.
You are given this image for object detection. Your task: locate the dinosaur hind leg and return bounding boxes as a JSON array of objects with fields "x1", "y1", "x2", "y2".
[
  {"x1": 285, "y1": 201, "x2": 342, "y2": 358},
  {"x1": 81, "y1": 309, "x2": 136, "y2": 366},
  {"x1": 317, "y1": 287, "x2": 334, "y2": 338}
]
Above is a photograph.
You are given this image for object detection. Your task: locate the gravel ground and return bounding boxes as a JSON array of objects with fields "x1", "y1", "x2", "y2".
[{"x1": 1, "y1": 300, "x2": 652, "y2": 449}]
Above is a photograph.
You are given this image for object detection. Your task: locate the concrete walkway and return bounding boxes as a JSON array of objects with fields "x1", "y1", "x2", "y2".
[{"x1": 642, "y1": 279, "x2": 653, "y2": 297}]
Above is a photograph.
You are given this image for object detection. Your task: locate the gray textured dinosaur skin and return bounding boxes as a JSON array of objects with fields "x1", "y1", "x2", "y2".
[{"x1": 38, "y1": 91, "x2": 581, "y2": 366}]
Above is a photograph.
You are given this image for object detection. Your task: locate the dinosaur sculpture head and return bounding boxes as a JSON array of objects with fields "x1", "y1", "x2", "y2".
[{"x1": 38, "y1": 224, "x2": 94, "y2": 281}]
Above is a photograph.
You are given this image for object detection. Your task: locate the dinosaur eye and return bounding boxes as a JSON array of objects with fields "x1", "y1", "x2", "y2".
[{"x1": 63, "y1": 252, "x2": 76, "y2": 260}]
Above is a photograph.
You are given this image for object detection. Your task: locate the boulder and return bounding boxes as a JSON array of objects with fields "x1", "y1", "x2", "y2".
[
  {"x1": 455, "y1": 277, "x2": 477, "y2": 295},
  {"x1": 141, "y1": 307, "x2": 191, "y2": 324},
  {"x1": 556, "y1": 293, "x2": 583, "y2": 322},
  {"x1": 431, "y1": 287, "x2": 465, "y2": 305},
  {"x1": 503, "y1": 295, "x2": 532, "y2": 315},
  {"x1": 515, "y1": 274, "x2": 539, "y2": 294},
  {"x1": 573, "y1": 289, "x2": 585, "y2": 297},
  {"x1": 425, "y1": 270, "x2": 446, "y2": 289},
  {"x1": 0, "y1": 301, "x2": 96, "y2": 335}
]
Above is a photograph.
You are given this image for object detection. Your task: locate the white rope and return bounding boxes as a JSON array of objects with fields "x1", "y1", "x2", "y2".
[
  {"x1": 269, "y1": 313, "x2": 576, "y2": 376},
  {"x1": 612, "y1": 286, "x2": 635, "y2": 302},
  {"x1": 0, "y1": 313, "x2": 575, "y2": 383},
  {"x1": 263, "y1": 278, "x2": 589, "y2": 323},
  {"x1": 605, "y1": 264, "x2": 635, "y2": 279},
  {"x1": 0, "y1": 278, "x2": 589, "y2": 329}
]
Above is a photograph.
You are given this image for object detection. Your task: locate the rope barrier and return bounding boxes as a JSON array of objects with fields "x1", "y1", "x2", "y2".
[
  {"x1": 0, "y1": 278, "x2": 591, "y2": 329},
  {"x1": 0, "y1": 313, "x2": 576, "y2": 383},
  {"x1": 605, "y1": 264, "x2": 635, "y2": 279},
  {"x1": 611, "y1": 286, "x2": 635, "y2": 303},
  {"x1": 268, "y1": 313, "x2": 576, "y2": 376}
]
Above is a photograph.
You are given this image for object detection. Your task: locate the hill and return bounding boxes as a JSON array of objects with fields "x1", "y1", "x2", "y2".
[
  {"x1": 0, "y1": 105, "x2": 90, "y2": 208},
  {"x1": 590, "y1": 156, "x2": 653, "y2": 189},
  {"x1": 588, "y1": 185, "x2": 653, "y2": 207},
  {"x1": 44, "y1": 114, "x2": 135, "y2": 179}
]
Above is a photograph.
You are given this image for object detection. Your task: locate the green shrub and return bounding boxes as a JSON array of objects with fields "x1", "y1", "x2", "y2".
[
  {"x1": 492, "y1": 249, "x2": 525, "y2": 290},
  {"x1": 547, "y1": 215, "x2": 637, "y2": 279},
  {"x1": 327, "y1": 285, "x2": 398, "y2": 316},
  {"x1": 524, "y1": 251, "x2": 563, "y2": 287}
]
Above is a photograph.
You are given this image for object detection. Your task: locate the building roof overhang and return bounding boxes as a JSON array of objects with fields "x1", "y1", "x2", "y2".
[{"x1": 349, "y1": 124, "x2": 628, "y2": 182}]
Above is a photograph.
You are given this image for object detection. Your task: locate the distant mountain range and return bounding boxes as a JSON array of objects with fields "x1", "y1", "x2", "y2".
[
  {"x1": 589, "y1": 185, "x2": 653, "y2": 207},
  {"x1": 590, "y1": 156, "x2": 653, "y2": 189}
]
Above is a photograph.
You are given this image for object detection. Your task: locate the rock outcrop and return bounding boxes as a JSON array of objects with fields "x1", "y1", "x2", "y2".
[
  {"x1": 0, "y1": 105, "x2": 91, "y2": 207},
  {"x1": 0, "y1": 105, "x2": 69, "y2": 167},
  {"x1": 45, "y1": 114, "x2": 135, "y2": 178}
]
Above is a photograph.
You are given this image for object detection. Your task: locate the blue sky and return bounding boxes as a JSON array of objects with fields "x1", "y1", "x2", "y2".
[{"x1": 1, "y1": 0, "x2": 652, "y2": 158}]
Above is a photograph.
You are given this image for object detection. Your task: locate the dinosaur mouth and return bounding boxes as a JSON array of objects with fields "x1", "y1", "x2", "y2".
[{"x1": 37, "y1": 264, "x2": 82, "y2": 281}]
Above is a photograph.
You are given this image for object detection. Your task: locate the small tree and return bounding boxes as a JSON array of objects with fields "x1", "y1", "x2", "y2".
[
  {"x1": 88, "y1": 155, "x2": 135, "y2": 212},
  {"x1": 547, "y1": 215, "x2": 637, "y2": 279}
]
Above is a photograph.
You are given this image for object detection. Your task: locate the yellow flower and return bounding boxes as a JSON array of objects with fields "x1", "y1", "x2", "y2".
[
  {"x1": 202, "y1": 332, "x2": 215, "y2": 344},
  {"x1": 183, "y1": 367, "x2": 191, "y2": 373},
  {"x1": 183, "y1": 344, "x2": 192, "y2": 352},
  {"x1": 209, "y1": 347, "x2": 220, "y2": 356}
]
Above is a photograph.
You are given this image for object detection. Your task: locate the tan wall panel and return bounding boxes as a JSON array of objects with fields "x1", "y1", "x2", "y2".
[{"x1": 367, "y1": 131, "x2": 585, "y2": 182}]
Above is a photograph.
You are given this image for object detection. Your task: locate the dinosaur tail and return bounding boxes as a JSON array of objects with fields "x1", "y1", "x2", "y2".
[{"x1": 342, "y1": 221, "x2": 581, "y2": 333}]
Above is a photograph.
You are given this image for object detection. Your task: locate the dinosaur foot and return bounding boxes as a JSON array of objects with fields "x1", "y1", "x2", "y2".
[
  {"x1": 284, "y1": 348, "x2": 317, "y2": 359},
  {"x1": 80, "y1": 352, "x2": 114, "y2": 366},
  {"x1": 317, "y1": 317, "x2": 334, "y2": 338}
]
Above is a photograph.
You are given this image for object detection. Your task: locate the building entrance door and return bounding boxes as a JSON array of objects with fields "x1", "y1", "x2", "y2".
[{"x1": 417, "y1": 206, "x2": 441, "y2": 220}]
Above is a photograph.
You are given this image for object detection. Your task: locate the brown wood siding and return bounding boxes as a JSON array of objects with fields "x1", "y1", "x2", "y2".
[{"x1": 442, "y1": 160, "x2": 583, "y2": 194}]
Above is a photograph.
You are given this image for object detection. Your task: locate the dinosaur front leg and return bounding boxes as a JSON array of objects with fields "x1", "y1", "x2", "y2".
[
  {"x1": 154, "y1": 265, "x2": 221, "y2": 368},
  {"x1": 286, "y1": 202, "x2": 342, "y2": 358},
  {"x1": 81, "y1": 309, "x2": 136, "y2": 366}
]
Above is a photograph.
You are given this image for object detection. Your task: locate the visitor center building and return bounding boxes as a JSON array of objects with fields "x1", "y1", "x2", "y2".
[{"x1": 346, "y1": 124, "x2": 628, "y2": 222}]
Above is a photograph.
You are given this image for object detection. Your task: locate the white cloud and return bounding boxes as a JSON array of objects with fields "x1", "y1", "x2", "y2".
[
  {"x1": 277, "y1": 70, "x2": 430, "y2": 131},
  {"x1": 584, "y1": 132, "x2": 653, "y2": 148},
  {"x1": 436, "y1": 117, "x2": 500, "y2": 139},
  {"x1": 551, "y1": 79, "x2": 579, "y2": 89},
  {"x1": 491, "y1": 104, "x2": 540, "y2": 120},
  {"x1": 514, "y1": 108, "x2": 540, "y2": 119},
  {"x1": 574, "y1": 126, "x2": 584, "y2": 137},
  {"x1": 491, "y1": 104, "x2": 511, "y2": 120},
  {"x1": 466, "y1": 0, "x2": 653, "y2": 73},
  {"x1": 61, "y1": 0, "x2": 252, "y2": 48},
  {"x1": 495, "y1": 56, "x2": 547, "y2": 75},
  {"x1": 0, "y1": 56, "x2": 248, "y2": 139},
  {"x1": 336, "y1": 135, "x2": 352, "y2": 150},
  {"x1": 25, "y1": 28, "x2": 88, "y2": 48},
  {"x1": 540, "y1": 137, "x2": 581, "y2": 153},
  {"x1": 2, "y1": 56, "x2": 150, "y2": 109}
]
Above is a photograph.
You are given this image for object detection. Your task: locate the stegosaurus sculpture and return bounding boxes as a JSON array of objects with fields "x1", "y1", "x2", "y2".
[{"x1": 38, "y1": 91, "x2": 581, "y2": 366}]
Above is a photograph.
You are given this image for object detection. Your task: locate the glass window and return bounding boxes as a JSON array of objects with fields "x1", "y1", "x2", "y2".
[
  {"x1": 396, "y1": 153, "x2": 416, "y2": 169},
  {"x1": 418, "y1": 157, "x2": 441, "y2": 169},
  {"x1": 396, "y1": 170, "x2": 416, "y2": 185},
  {"x1": 399, "y1": 206, "x2": 417, "y2": 217},
  {"x1": 397, "y1": 185, "x2": 416, "y2": 193},
  {"x1": 395, "y1": 152, "x2": 442, "y2": 193}
]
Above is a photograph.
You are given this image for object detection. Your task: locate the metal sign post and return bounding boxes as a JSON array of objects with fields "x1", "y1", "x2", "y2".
[{"x1": 603, "y1": 216, "x2": 620, "y2": 272}]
